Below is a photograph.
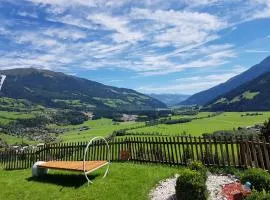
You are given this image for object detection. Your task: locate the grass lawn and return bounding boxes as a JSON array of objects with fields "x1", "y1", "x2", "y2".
[
  {"x1": 0, "y1": 163, "x2": 179, "y2": 200},
  {"x1": 129, "y1": 112, "x2": 270, "y2": 136}
]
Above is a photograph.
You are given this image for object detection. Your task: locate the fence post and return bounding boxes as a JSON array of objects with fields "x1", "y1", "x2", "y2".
[{"x1": 262, "y1": 136, "x2": 270, "y2": 171}]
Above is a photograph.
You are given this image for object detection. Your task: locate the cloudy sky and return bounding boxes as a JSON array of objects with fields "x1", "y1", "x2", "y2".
[{"x1": 0, "y1": 0, "x2": 270, "y2": 95}]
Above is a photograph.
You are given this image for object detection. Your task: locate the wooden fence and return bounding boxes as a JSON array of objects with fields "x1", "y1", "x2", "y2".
[{"x1": 1, "y1": 136, "x2": 270, "y2": 170}]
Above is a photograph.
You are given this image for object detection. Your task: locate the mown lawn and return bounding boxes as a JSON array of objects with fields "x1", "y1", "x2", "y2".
[
  {"x1": 129, "y1": 112, "x2": 270, "y2": 136},
  {"x1": 0, "y1": 163, "x2": 179, "y2": 200}
]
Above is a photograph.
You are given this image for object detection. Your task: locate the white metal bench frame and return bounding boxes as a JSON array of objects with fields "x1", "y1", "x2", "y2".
[
  {"x1": 83, "y1": 136, "x2": 110, "y2": 185},
  {"x1": 33, "y1": 136, "x2": 110, "y2": 186}
]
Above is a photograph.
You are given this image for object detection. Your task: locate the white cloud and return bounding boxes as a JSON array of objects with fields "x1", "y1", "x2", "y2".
[
  {"x1": 2, "y1": 0, "x2": 267, "y2": 81},
  {"x1": 16, "y1": 33, "x2": 60, "y2": 48},
  {"x1": 249, "y1": 0, "x2": 270, "y2": 20},
  {"x1": 134, "y1": 44, "x2": 236, "y2": 76},
  {"x1": 87, "y1": 14, "x2": 143, "y2": 43},
  {"x1": 27, "y1": 0, "x2": 97, "y2": 8},
  {"x1": 43, "y1": 28, "x2": 87, "y2": 41},
  {"x1": 175, "y1": 73, "x2": 240, "y2": 83},
  {"x1": 138, "y1": 71, "x2": 243, "y2": 94},
  {"x1": 17, "y1": 11, "x2": 38, "y2": 18},
  {"x1": 183, "y1": 0, "x2": 219, "y2": 7},
  {"x1": 130, "y1": 8, "x2": 227, "y2": 47},
  {"x1": 245, "y1": 49, "x2": 270, "y2": 53},
  {"x1": 137, "y1": 81, "x2": 220, "y2": 94}
]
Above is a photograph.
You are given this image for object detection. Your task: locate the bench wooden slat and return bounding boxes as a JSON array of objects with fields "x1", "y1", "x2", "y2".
[{"x1": 37, "y1": 161, "x2": 108, "y2": 172}]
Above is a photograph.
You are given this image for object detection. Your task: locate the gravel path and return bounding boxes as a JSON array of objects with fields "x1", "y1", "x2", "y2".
[
  {"x1": 149, "y1": 174, "x2": 239, "y2": 200},
  {"x1": 206, "y1": 174, "x2": 238, "y2": 200}
]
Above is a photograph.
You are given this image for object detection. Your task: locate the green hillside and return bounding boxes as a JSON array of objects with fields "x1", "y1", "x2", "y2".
[
  {"x1": 205, "y1": 72, "x2": 270, "y2": 111},
  {"x1": 0, "y1": 68, "x2": 166, "y2": 111},
  {"x1": 181, "y1": 56, "x2": 270, "y2": 105}
]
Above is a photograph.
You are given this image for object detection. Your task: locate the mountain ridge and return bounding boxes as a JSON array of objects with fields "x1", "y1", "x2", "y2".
[
  {"x1": 148, "y1": 93, "x2": 190, "y2": 106},
  {"x1": 0, "y1": 68, "x2": 167, "y2": 111},
  {"x1": 205, "y1": 72, "x2": 270, "y2": 111},
  {"x1": 180, "y1": 56, "x2": 270, "y2": 105}
]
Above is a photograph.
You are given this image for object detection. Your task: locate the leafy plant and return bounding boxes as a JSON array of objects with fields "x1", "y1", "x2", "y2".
[
  {"x1": 202, "y1": 150, "x2": 220, "y2": 166},
  {"x1": 182, "y1": 147, "x2": 193, "y2": 164},
  {"x1": 240, "y1": 168, "x2": 270, "y2": 192},
  {"x1": 245, "y1": 190, "x2": 270, "y2": 200},
  {"x1": 261, "y1": 118, "x2": 270, "y2": 140},
  {"x1": 175, "y1": 169, "x2": 208, "y2": 200},
  {"x1": 187, "y1": 161, "x2": 208, "y2": 181}
]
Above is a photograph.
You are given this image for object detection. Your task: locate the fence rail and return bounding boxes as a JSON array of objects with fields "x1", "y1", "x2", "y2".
[{"x1": 1, "y1": 136, "x2": 270, "y2": 170}]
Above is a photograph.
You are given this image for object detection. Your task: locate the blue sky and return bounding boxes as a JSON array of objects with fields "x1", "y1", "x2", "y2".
[{"x1": 0, "y1": 0, "x2": 270, "y2": 95}]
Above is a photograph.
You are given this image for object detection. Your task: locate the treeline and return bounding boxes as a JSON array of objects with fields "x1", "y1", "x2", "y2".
[
  {"x1": 241, "y1": 112, "x2": 263, "y2": 117},
  {"x1": 8, "y1": 110, "x2": 89, "y2": 128},
  {"x1": 92, "y1": 109, "x2": 173, "y2": 122},
  {"x1": 146, "y1": 118, "x2": 192, "y2": 126},
  {"x1": 52, "y1": 110, "x2": 88, "y2": 125}
]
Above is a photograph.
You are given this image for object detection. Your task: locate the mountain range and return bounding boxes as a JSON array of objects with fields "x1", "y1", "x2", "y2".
[
  {"x1": 148, "y1": 93, "x2": 190, "y2": 106},
  {"x1": 181, "y1": 56, "x2": 270, "y2": 106},
  {"x1": 1, "y1": 55, "x2": 270, "y2": 112},
  {"x1": 0, "y1": 68, "x2": 166, "y2": 111}
]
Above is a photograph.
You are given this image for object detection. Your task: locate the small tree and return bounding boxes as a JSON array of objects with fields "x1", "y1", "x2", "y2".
[{"x1": 261, "y1": 118, "x2": 270, "y2": 140}]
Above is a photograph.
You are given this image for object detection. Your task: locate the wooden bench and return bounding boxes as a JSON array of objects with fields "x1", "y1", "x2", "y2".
[{"x1": 33, "y1": 136, "x2": 110, "y2": 185}]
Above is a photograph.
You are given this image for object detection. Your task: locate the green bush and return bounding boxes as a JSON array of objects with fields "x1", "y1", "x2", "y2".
[
  {"x1": 176, "y1": 169, "x2": 208, "y2": 200},
  {"x1": 245, "y1": 190, "x2": 270, "y2": 200},
  {"x1": 240, "y1": 168, "x2": 270, "y2": 192},
  {"x1": 187, "y1": 161, "x2": 208, "y2": 181},
  {"x1": 182, "y1": 148, "x2": 193, "y2": 163}
]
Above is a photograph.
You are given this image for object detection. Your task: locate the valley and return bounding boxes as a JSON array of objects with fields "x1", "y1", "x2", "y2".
[
  {"x1": 1, "y1": 56, "x2": 270, "y2": 149},
  {"x1": 1, "y1": 109, "x2": 270, "y2": 147},
  {"x1": 1, "y1": 1, "x2": 270, "y2": 199}
]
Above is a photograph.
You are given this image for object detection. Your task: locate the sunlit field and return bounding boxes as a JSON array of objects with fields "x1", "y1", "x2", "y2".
[
  {"x1": 0, "y1": 111, "x2": 34, "y2": 125},
  {"x1": 2, "y1": 112, "x2": 270, "y2": 145},
  {"x1": 53, "y1": 118, "x2": 143, "y2": 142},
  {"x1": 127, "y1": 112, "x2": 270, "y2": 136}
]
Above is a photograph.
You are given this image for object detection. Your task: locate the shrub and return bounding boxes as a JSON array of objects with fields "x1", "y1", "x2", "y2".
[
  {"x1": 187, "y1": 161, "x2": 208, "y2": 181},
  {"x1": 175, "y1": 169, "x2": 208, "y2": 200},
  {"x1": 245, "y1": 190, "x2": 270, "y2": 200},
  {"x1": 240, "y1": 168, "x2": 270, "y2": 192},
  {"x1": 202, "y1": 150, "x2": 220, "y2": 166},
  {"x1": 261, "y1": 118, "x2": 270, "y2": 140},
  {"x1": 182, "y1": 148, "x2": 193, "y2": 164}
]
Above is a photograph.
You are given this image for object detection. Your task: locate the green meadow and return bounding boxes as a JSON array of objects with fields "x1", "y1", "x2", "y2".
[
  {"x1": 0, "y1": 111, "x2": 34, "y2": 125},
  {"x1": 51, "y1": 118, "x2": 144, "y2": 142},
  {"x1": 0, "y1": 133, "x2": 35, "y2": 145},
  {"x1": 1, "y1": 111, "x2": 270, "y2": 145},
  {"x1": 127, "y1": 112, "x2": 270, "y2": 136}
]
